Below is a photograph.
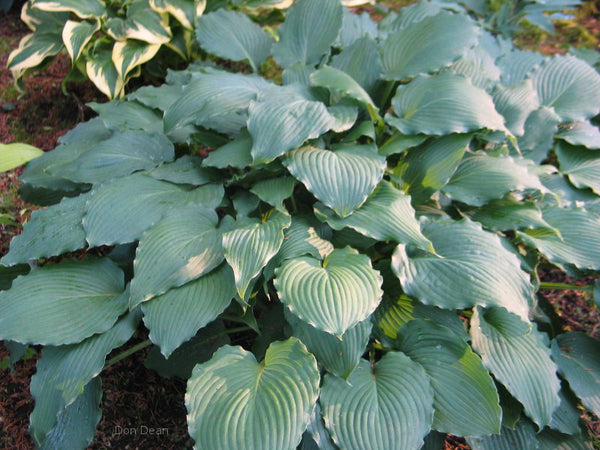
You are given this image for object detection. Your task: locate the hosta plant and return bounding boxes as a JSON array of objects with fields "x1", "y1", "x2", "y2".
[{"x1": 2, "y1": 0, "x2": 600, "y2": 448}]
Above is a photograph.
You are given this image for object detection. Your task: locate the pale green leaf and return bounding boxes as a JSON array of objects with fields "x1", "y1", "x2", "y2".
[
  {"x1": 0, "y1": 258, "x2": 126, "y2": 345},
  {"x1": 320, "y1": 352, "x2": 435, "y2": 449},
  {"x1": 61, "y1": 20, "x2": 99, "y2": 62},
  {"x1": 0, "y1": 142, "x2": 43, "y2": 172},
  {"x1": 32, "y1": 0, "x2": 106, "y2": 19},
  {"x1": 186, "y1": 338, "x2": 320, "y2": 450},
  {"x1": 556, "y1": 141, "x2": 600, "y2": 195},
  {"x1": 284, "y1": 144, "x2": 386, "y2": 218},
  {"x1": 396, "y1": 319, "x2": 502, "y2": 436},
  {"x1": 112, "y1": 40, "x2": 161, "y2": 79},
  {"x1": 142, "y1": 265, "x2": 235, "y2": 357},
  {"x1": 271, "y1": 0, "x2": 343, "y2": 68},
  {"x1": 275, "y1": 247, "x2": 383, "y2": 337},
  {"x1": 392, "y1": 219, "x2": 535, "y2": 320}
]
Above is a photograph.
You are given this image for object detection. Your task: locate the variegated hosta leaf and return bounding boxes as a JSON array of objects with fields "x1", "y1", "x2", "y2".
[
  {"x1": 275, "y1": 247, "x2": 383, "y2": 337},
  {"x1": 85, "y1": 46, "x2": 125, "y2": 99},
  {"x1": 271, "y1": 0, "x2": 343, "y2": 68},
  {"x1": 196, "y1": 9, "x2": 273, "y2": 72},
  {"x1": 552, "y1": 332, "x2": 600, "y2": 417},
  {"x1": 471, "y1": 306, "x2": 560, "y2": 428},
  {"x1": 186, "y1": 338, "x2": 320, "y2": 450},
  {"x1": 392, "y1": 219, "x2": 535, "y2": 320},
  {"x1": 32, "y1": 0, "x2": 106, "y2": 19},
  {"x1": 387, "y1": 72, "x2": 506, "y2": 136},
  {"x1": 112, "y1": 40, "x2": 161, "y2": 79},
  {"x1": 123, "y1": 6, "x2": 172, "y2": 44},
  {"x1": 380, "y1": 11, "x2": 479, "y2": 80},
  {"x1": 62, "y1": 20, "x2": 100, "y2": 62},
  {"x1": 142, "y1": 264, "x2": 236, "y2": 358},
  {"x1": 284, "y1": 144, "x2": 386, "y2": 218},
  {"x1": 285, "y1": 310, "x2": 372, "y2": 379},
  {"x1": 0, "y1": 142, "x2": 43, "y2": 172},
  {"x1": 150, "y1": 0, "x2": 199, "y2": 29},
  {"x1": 556, "y1": 141, "x2": 600, "y2": 195},
  {"x1": 130, "y1": 205, "x2": 223, "y2": 308},
  {"x1": 223, "y1": 211, "x2": 291, "y2": 302},
  {"x1": 518, "y1": 205, "x2": 600, "y2": 271},
  {"x1": 320, "y1": 352, "x2": 435, "y2": 449},
  {"x1": 396, "y1": 319, "x2": 502, "y2": 437},
  {"x1": 532, "y1": 55, "x2": 600, "y2": 122},
  {"x1": 315, "y1": 180, "x2": 433, "y2": 252},
  {"x1": 0, "y1": 258, "x2": 126, "y2": 345},
  {"x1": 7, "y1": 32, "x2": 63, "y2": 79}
]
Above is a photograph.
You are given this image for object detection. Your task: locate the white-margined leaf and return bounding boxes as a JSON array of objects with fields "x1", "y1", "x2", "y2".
[
  {"x1": 315, "y1": 180, "x2": 433, "y2": 252},
  {"x1": 275, "y1": 247, "x2": 383, "y2": 337},
  {"x1": 33, "y1": 0, "x2": 106, "y2": 19},
  {"x1": 396, "y1": 319, "x2": 502, "y2": 436},
  {"x1": 380, "y1": 11, "x2": 479, "y2": 80},
  {"x1": 85, "y1": 45, "x2": 124, "y2": 99},
  {"x1": 556, "y1": 121, "x2": 600, "y2": 149},
  {"x1": 7, "y1": 32, "x2": 63, "y2": 78},
  {"x1": 387, "y1": 72, "x2": 506, "y2": 135},
  {"x1": 130, "y1": 205, "x2": 223, "y2": 308},
  {"x1": 0, "y1": 142, "x2": 43, "y2": 172},
  {"x1": 150, "y1": 0, "x2": 200, "y2": 29},
  {"x1": 556, "y1": 141, "x2": 600, "y2": 195},
  {"x1": 0, "y1": 258, "x2": 126, "y2": 345},
  {"x1": 284, "y1": 144, "x2": 385, "y2": 218},
  {"x1": 142, "y1": 264, "x2": 235, "y2": 357},
  {"x1": 471, "y1": 306, "x2": 560, "y2": 428},
  {"x1": 186, "y1": 338, "x2": 320, "y2": 450},
  {"x1": 112, "y1": 40, "x2": 161, "y2": 79},
  {"x1": 62, "y1": 20, "x2": 100, "y2": 62},
  {"x1": 122, "y1": 6, "x2": 172, "y2": 44},
  {"x1": 271, "y1": 0, "x2": 343, "y2": 68},
  {"x1": 320, "y1": 352, "x2": 435, "y2": 449},
  {"x1": 392, "y1": 219, "x2": 535, "y2": 320},
  {"x1": 196, "y1": 9, "x2": 272, "y2": 72}
]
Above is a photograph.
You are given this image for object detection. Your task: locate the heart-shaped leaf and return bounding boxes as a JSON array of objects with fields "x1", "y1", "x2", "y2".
[{"x1": 556, "y1": 141, "x2": 600, "y2": 195}]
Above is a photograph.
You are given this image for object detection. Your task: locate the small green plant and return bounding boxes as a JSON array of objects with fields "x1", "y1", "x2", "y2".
[{"x1": 1, "y1": 0, "x2": 600, "y2": 448}]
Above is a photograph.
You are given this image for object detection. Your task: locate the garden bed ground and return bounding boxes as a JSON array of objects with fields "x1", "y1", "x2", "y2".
[{"x1": 0, "y1": 3, "x2": 599, "y2": 449}]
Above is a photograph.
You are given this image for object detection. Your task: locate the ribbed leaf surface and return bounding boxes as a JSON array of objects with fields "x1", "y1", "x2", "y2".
[
  {"x1": 62, "y1": 20, "x2": 99, "y2": 62},
  {"x1": 284, "y1": 144, "x2": 386, "y2": 217},
  {"x1": 149, "y1": 155, "x2": 217, "y2": 186},
  {"x1": 112, "y1": 40, "x2": 161, "y2": 79},
  {"x1": 532, "y1": 55, "x2": 600, "y2": 121},
  {"x1": 468, "y1": 199, "x2": 555, "y2": 233},
  {"x1": 0, "y1": 258, "x2": 126, "y2": 345},
  {"x1": 310, "y1": 65, "x2": 376, "y2": 109},
  {"x1": 496, "y1": 49, "x2": 543, "y2": 87},
  {"x1": 185, "y1": 338, "x2": 320, "y2": 450},
  {"x1": 286, "y1": 310, "x2": 372, "y2": 379},
  {"x1": 275, "y1": 247, "x2": 383, "y2": 336},
  {"x1": 556, "y1": 121, "x2": 600, "y2": 149},
  {"x1": 223, "y1": 211, "x2": 291, "y2": 301},
  {"x1": 271, "y1": 0, "x2": 343, "y2": 68},
  {"x1": 552, "y1": 332, "x2": 600, "y2": 416},
  {"x1": 130, "y1": 206, "x2": 223, "y2": 307},
  {"x1": 392, "y1": 219, "x2": 534, "y2": 320},
  {"x1": 493, "y1": 80, "x2": 540, "y2": 136},
  {"x1": 7, "y1": 32, "x2": 63, "y2": 74},
  {"x1": 466, "y1": 420, "x2": 539, "y2": 450},
  {"x1": 85, "y1": 47, "x2": 124, "y2": 99},
  {"x1": 538, "y1": 428, "x2": 594, "y2": 449},
  {"x1": 380, "y1": 11, "x2": 478, "y2": 80},
  {"x1": 388, "y1": 72, "x2": 506, "y2": 135},
  {"x1": 396, "y1": 319, "x2": 502, "y2": 436},
  {"x1": 320, "y1": 353, "x2": 435, "y2": 450},
  {"x1": 196, "y1": 9, "x2": 272, "y2": 72},
  {"x1": 471, "y1": 306, "x2": 560, "y2": 428},
  {"x1": 331, "y1": 36, "x2": 380, "y2": 92},
  {"x1": 315, "y1": 180, "x2": 432, "y2": 251},
  {"x1": 556, "y1": 141, "x2": 600, "y2": 195}
]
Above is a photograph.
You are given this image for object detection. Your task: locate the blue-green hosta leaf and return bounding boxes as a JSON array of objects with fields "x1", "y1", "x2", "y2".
[
  {"x1": 38, "y1": 376, "x2": 102, "y2": 450},
  {"x1": 448, "y1": 46, "x2": 501, "y2": 91},
  {"x1": 112, "y1": 40, "x2": 161, "y2": 79},
  {"x1": 471, "y1": 306, "x2": 560, "y2": 428},
  {"x1": 540, "y1": 172, "x2": 599, "y2": 207},
  {"x1": 519, "y1": 106, "x2": 561, "y2": 163},
  {"x1": 518, "y1": 205, "x2": 600, "y2": 271},
  {"x1": 1, "y1": 193, "x2": 88, "y2": 266},
  {"x1": 377, "y1": 0, "x2": 441, "y2": 36},
  {"x1": 310, "y1": 65, "x2": 376, "y2": 111},
  {"x1": 196, "y1": 9, "x2": 272, "y2": 72},
  {"x1": 550, "y1": 386, "x2": 584, "y2": 435},
  {"x1": 396, "y1": 319, "x2": 502, "y2": 436},
  {"x1": 61, "y1": 20, "x2": 99, "y2": 62},
  {"x1": 130, "y1": 206, "x2": 223, "y2": 308},
  {"x1": 468, "y1": 198, "x2": 556, "y2": 233},
  {"x1": 248, "y1": 98, "x2": 333, "y2": 164},
  {"x1": 335, "y1": 9, "x2": 377, "y2": 49},
  {"x1": 557, "y1": 121, "x2": 600, "y2": 149},
  {"x1": 300, "y1": 403, "x2": 336, "y2": 450},
  {"x1": 466, "y1": 420, "x2": 539, "y2": 450},
  {"x1": 250, "y1": 176, "x2": 296, "y2": 211},
  {"x1": 186, "y1": 338, "x2": 320, "y2": 450},
  {"x1": 443, "y1": 153, "x2": 546, "y2": 207},
  {"x1": 532, "y1": 55, "x2": 600, "y2": 122},
  {"x1": 496, "y1": 49, "x2": 544, "y2": 88},
  {"x1": 493, "y1": 80, "x2": 540, "y2": 136},
  {"x1": 315, "y1": 180, "x2": 433, "y2": 251},
  {"x1": 388, "y1": 72, "x2": 506, "y2": 136},
  {"x1": 394, "y1": 134, "x2": 471, "y2": 204},
  {"x1": 149, "y1": 155, "x2": 217, "y2": 185},
  {"x1": 552, "y1": 332, "x2": 600, "y2": 416},
  {"x1": 32, "y1": 0, "x2": 106, "y2": 19},
  {"x1": 128, "y1": 83, "x2": 184, "y2": 112},
  {"x1": 331, "y1": 36, "x2": 381, "y2": 93},
  {"x1": 223, "y1": 211, "x2": 291, "y2": 302},
  {"x1": 392, "y1": 219, "x2": 535, "y2": 320},
  {"x1": 538, "y1": 428, "x2": 594, "y2": 450},
  {"x1": 0, "y1": 142, "x2": 43, "y2": 172},
  {"x1": 271, "y1": 0, "x2": 343, "y2": 68},
  {"x1": 142, "y1": 264, "x2": 235, "y2": 357},
  {"x1": 85, "y1": 46, "x2": 124, "y2": 99},
  {"x1": 0, "y1": 258, "x2": 126, "y2": 345},
  {"x1": 326, "y1": 100, "x2": 358, "y2": 133},
  {"x1": 275, "y1": 247, "x2": 383, "y2": 337},
  {"x1": 84, "y1": 173, "x2": 223, "y2": 246},
  {"x1": 380, "y1": 11, "x2": 479, "y2": 80},
  {"x1": 284, "y1": 144, "x2": 386, "y2": 218},
  {"x1": 320, "y1": 352, "x2": 435, "y2": 449},
  {"x1": 285, "y1": 310, "x2": 372, "y2": 379},
  {"x1": 556, "y1": 142, "x2": 600, "y2": 195},
  {"x1": 89, "y1": 100, "x2": 163, "y2": 132},
  {"x1": 202, "y1": 131, "x2": 253, "y2": 169},
  {"x1": 7, "y1": 32, "x2": 63, "y2": 79}
]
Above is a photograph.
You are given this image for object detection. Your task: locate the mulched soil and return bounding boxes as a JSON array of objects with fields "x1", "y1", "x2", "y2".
[{"x1": 0, "y1": 3, "x2": 599, "y2": 450}]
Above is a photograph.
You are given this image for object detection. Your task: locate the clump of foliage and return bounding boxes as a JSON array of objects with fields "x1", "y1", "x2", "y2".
[{"x1": 2, "y1": 0, "x2": 600, "y2": 448}]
